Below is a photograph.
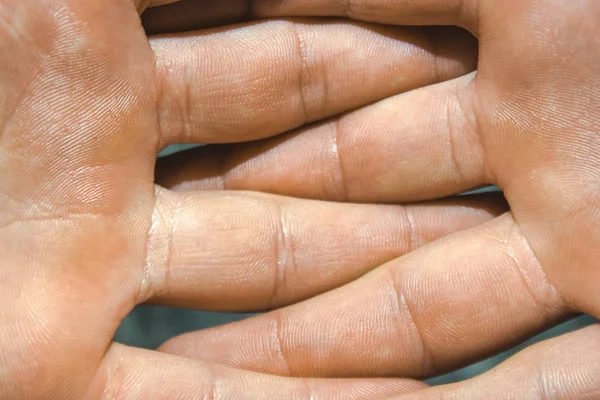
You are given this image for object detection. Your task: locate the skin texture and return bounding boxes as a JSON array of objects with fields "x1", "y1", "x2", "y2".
[
  {"x1": 0, "y1": 1, "x2": 598, "y2": 400},
  {"x1": 0, "y1": 0, "x2": 494, "y2": 399},
  {"x1": 155, "y1": 0, "x2": 600, "y2": 398}
]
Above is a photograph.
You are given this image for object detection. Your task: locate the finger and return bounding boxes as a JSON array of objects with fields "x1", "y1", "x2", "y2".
[
  {"x1": 237, "y1": 0, "x2": 480, "y2": 33},
  {"x1": 394, "y1": 324, "x2": 600, "y2": 400},
  {"x1": 139, "y1": 188, "x2": 506, "y2": 310},
  {"x1": 94, "y1": 343, "x2": 426, "y2": 399},
  {"x1": 156, "y1": 74, "x2": 490, "y2": 202},
  {"x1": 146, "y1": 0, "x2": 481, "y2": 33},
  {"x1": 143, "y1": 0, "x2": 254, "y2": 34},
  {"x1": 151, "y1": 21, "x2": 477, "y2": 147},
  {"x1": 158, "y1": 213, "x2": 569, "y2": 378}
]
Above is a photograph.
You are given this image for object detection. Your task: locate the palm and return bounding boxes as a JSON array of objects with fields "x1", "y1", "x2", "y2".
[
  {"x1": 472, "y1": 1, "x2": 600, "y2": 315},
  {"x1": 1, "y1": 1, "x2": 159, "y2": 396}
]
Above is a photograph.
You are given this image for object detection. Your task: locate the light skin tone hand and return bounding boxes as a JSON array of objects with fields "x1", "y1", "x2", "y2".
[
  {"x1": 2, "y1": 0, "x2": 598, "y2": 398},
  {"x1": 155, "y1": 0, "x2": 600, "y2": 398},
  {"x1": 0, "y1": 0, "x2": 506, "y2": 399}
]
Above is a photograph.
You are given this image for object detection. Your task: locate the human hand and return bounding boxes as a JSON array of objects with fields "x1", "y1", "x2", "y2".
[
  {"x1": 0, "y1": 0, "x2": 505, "y2": 398},
  {"x1": 158, "y1": 1, "x2": 600, "y2": 398}
]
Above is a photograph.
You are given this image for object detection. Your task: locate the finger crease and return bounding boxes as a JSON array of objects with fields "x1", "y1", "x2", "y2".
[
  {"x1": 272, "y1": 311, "x2": 293, "y2": 376},
  {"x1": 140, "y1": 188, "x2": 175, "y2": 303},
  {"x1": 404, "y1": 206, "x2": 418, "y2": 253},
  {"x1": 181, "y1": 63, "x2": 194, "y2": 143},
  {"x1": 507, "y1": 214, "x2": 565, "y2": 312},
  {"x1": 269, "y1": 199, "x2": 294, "y2": 309},
  {"x1": 332, "y1": 119, "x2": 350, "y2": 201},
  {"x1": 140, "y1": 188, "x2": 161, "y2": 304},
  {"x1": 289, "y1": 22, "x2": 310, "y2": 124},
  {"x1": 388, "y1": 268, "x2": 436, "y2": 374},
  {"x1": 458, "y1": 77, "x2": 494, "y2": 183}
]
